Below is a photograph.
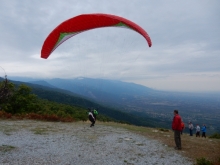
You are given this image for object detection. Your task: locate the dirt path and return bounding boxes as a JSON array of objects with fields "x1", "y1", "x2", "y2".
[{"x1": 0, "y1": 120, "x2": 193, "y2": 165}]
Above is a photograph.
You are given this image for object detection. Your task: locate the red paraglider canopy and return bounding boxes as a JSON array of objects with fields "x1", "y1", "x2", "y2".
[{"x1": 41, "y1": 13, "x2": 152, "y2": 59}]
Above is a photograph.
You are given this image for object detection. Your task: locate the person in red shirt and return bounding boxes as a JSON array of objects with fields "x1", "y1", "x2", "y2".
[{"x1": 172, "y1": 110, "x2": 182, "y2": 150}]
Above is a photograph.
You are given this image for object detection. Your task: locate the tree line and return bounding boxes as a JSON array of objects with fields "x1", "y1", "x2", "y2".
[{"x1": 0, "y1": 80, "x2": 113, "y2": 122}]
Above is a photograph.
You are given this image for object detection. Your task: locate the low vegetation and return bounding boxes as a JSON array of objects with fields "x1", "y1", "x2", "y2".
[
  {"x1": 0, "y1": 145, "x2": 16, "y2": 153},
  {"x1": 209, "y1": 133, "x2": 220, "y2": 139},
  {"x1": 196, "y1": 157, "x2": 213, "y2": 165},
  {"x1": 195, "y1": 157, "x2": 220, "y2": 165},
  {"x1": 0, "y1": 81, "x2": 114, "y2": 122}
]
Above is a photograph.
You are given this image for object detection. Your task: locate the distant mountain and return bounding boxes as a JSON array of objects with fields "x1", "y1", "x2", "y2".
[
  {"x1": 44, "y1": 77, "x2": 157, "y2": 110},
  {"x1": 46, "y1": 77, "x2": 154, "y2": 96},
  {"x1": 9, "y1": 80, "x2": 70, "y2": 95},
  {"x1": 26, "y1": 80, "x2": 56, "y2": 88},
  {"x1": 8, "y1": 76, "x2": 39, "y2": 82}
]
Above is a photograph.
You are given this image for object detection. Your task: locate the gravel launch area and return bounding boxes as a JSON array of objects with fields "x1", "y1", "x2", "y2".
[{"x1": 0, "y1": 120, "x2": 192, "y2": 165}]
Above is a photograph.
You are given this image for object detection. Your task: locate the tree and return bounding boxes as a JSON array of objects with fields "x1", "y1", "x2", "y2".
[
  {"x1": 0, "y1": 78, "x2": 14, "y2": 104},
  {"x1": 4, "y1": 84, "x2": 39, "y2": 114}
]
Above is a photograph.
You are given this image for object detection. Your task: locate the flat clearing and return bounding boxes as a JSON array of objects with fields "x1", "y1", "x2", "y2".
[{"x1": 0, "y1": 120, "x2": 194, "y2": 165}]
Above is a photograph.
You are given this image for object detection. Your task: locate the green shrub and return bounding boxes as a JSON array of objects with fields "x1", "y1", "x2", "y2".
[
  {"x1": 56, "y1": 110, "x2": 66, "y2": 118},
  {"x1": 196, "y1": 157, "x2": 213, "y2": 165},
  {"x1": 209, "y1": 133, "x2": 220, "y2": 139},
  {"x1": 159, "y1": 128, "x2": 169, "y2": 132}
]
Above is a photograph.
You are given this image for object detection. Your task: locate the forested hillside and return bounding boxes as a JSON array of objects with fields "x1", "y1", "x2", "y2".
[{"x1": 0, "y1": 79, "x2": 167, "y2": 128}]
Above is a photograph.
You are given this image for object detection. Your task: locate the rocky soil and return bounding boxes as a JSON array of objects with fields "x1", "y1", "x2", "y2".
[{"x1": 0, "y1": 120, "x2": 193, "y2": 165}]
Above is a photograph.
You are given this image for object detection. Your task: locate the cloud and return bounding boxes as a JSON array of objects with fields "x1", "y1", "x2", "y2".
[{"x1": 0, "y1": 0, "x2": 220, "y2": 92}]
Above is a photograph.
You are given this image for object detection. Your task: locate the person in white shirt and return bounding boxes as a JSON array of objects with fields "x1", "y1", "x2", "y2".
[
  {"x1": 195, "y1": 124, "x2": 200, "y2": 137},
  {"x1": 188, "y1": 122, "x2": 194, "y2": 136}
]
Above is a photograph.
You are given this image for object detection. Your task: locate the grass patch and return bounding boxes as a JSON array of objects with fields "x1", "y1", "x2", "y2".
[
  {"x1": 158, "y1": 128, "x2": 169, "y2": 132},
  {"x1": 0, "y1": 126, "x2": 17, "y2": 136},
  {"x1": 31, "y1": 127, "x2": 49, "y2": 135},
  {"x1": 196, "y1": 157, "x2": 214, "y2": 165},
  {"x1": 209, "y1": 133, "x2": 220, "y2": 139},
  {"x1": 0, "y1": 145, "x2": 16, "y2": 152}
]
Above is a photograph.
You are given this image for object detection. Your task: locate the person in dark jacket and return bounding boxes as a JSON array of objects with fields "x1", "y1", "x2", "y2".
[
  {"x1": 201, "y1": 124, "x2": 206, "y2": 138},
  {"x1": 172, "y1": 110, "x2": 182, "y2": 150},
  {"x1": 88, "y1": 108, "x2": 95, "y2": 127}
]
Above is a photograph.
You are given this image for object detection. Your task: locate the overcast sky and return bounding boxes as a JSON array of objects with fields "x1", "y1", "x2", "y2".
[{"x1": 0, "y1": 1, "x2": 220, "y2": 92}]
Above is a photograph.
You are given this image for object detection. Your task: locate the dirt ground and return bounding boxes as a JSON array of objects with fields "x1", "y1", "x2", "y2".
[
  {"x1": 0, "y1": 119, "x2": 195, "y2": 165},
  {"x1": 108, "y1": 122, "x2": 220, "y2": 164}
]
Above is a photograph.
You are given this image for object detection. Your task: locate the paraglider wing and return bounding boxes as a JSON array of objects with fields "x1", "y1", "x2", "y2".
[{"x1": 41, "y1": 13, "x2": 152, "y2": 59}]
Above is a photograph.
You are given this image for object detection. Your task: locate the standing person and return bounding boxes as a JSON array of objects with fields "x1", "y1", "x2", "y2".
[
  {"x1": 195, "y1": 124, "x2": 200, "y2": 137},
  {"x1": 88, "y1": 108, "x2": 96, "y2": 127},
  {"x1": 93, "y1": 108, "x2": 98, "y2": 120},
  {"x1": 172, "y1": 110, "x2": 182, "y2": 150},
  {"x1": 201, "y1": 124, "x2": 206, "y2": 138},
  {"x1": 188, "y1": 122, "x2": 194, "y2": 136},
  {"x1": 180, "y1": 120, "x2": 185, "y2": 135}
]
